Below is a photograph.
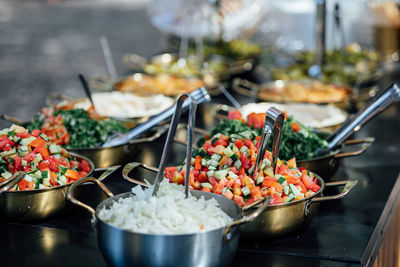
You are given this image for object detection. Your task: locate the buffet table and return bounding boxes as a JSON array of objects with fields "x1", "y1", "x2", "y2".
[{"x1": 1, "y1": 1, "x2": 400, "y2": 266}]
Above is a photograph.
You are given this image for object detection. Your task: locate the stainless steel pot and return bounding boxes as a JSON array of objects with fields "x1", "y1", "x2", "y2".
[
  {"x1": 66, "y1": 176, "x2": 268, "y2": 267},
  {"x1": 121, "y1": 163, "x2": 357, "y2": 239},
  {"x1": 0, "y1": 154, "x2": 119, "y2": 222}
]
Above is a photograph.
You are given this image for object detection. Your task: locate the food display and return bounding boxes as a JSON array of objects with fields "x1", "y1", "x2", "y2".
[
  {"x1": 27, "y1": 101, "x2": 128, "y2": 149},
  {"x1": 252, "y1": 80, "x2": 351, "y2": 104},
  {"x1": 0, "y1": 125, "x2": 91, "y2": 190},
  {"x1": 189, "y1": 39, "x2": 262, "y2": 60},
  {"x1": 98, "y1": 180, "x2": 233, "y2": 234},
  {"x1": 74, "y1": 91, "x2": 174, "y2": 119},
  {"x1": 240, "y1": 102, "x2": 347, "y2": 129},
  {"x1": 199, "y1": 110, "x2": 328, "y2": 161},
  {"x1": 270, "y1": 43, "x2": 380, "y2": 85},
  {"x1": 115, "y1": 73, "x2": 206, "y2": 96},
  {"x1": 165, "y1": 129, "x2": 321, "y2": 207},
  {"x1": 142, "y1": 54, "x2": 229, "y2": 78}
]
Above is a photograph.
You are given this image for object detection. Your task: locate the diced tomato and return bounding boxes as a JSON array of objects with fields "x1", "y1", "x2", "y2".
[
  {"x1": 244, "y1": 139, "x2": 253, "y2": 148},
  {"x1": 238, "y1": 167, "x2": 245, "y2": 175},
  {"x1": 164, "y1": 167, "x2": 177, "y2": 180},
  {"x1": 255, "y1": 135, "x2": 261, "y2": 150},
  {"x1": 28, "y1": 137, "x2": 47, "y2": 148},
  {"x1": 7, "y1": 162, "x2": 15, "y2": 174},
  {"x1": 48, "y1": 157, "x2": 59, "y2": 172},
  {"x1": 251, "y1": 186, "x2": 263, "y2": 199},
  {"x1": 310, "y1": 183, "x2": 321, "y2": 192},
  {"x1": 233, "y1": 195, "x2": 244, "y2": 207},
  {"x1": 234, "y1": 140, "x2": 244, "y2": 149},
  {"x1": 172, "y1": 172, "x2": 184, "y2": 184},
  {"x1": 277, "y1": 165, "x2": 289, "y2": 175},
  {"x1": 26, "y1": 181, "x2": 34, "y2": 190},
  {"x1": 223, "y1": 189, "x2": 233, "y2": 200},
  {"x1": 65, "y1": 169, "x2": 80, "y2": 180},
  {"x1": 270, "y1": 193, "x2": 283, "y2": 205},
  {"x1": 240, "y1": 154, "x2": 251, "y2": 170},
  {"x1": 58, "y1": 157, "x2": 70, "y2": 169},
  {"x1": 23, "y1": 152, "x2": 36, "y2": 162},
  {"x1": 208, "y1": 176, "x2": 219, "y2": 186},
  {"x1": 213, "y1": 183, "x2": 224, "y2": 195},
  {"x1": 194, "y1": 156, "x2": 202, "y2": 170},
  {"x1": 298, "y1": 167, "x2": 306, "y2": 172},
  {"x1": 50, "y1": 174, "x2": 58, "y2": 186},
  {"x1": 23, "y1": 165, "x2": 32, "y2": 173},
  {"x1": 37, "y1": 146, "x2": 50, "y2": 159},
  {"x1": 262, "y1": 180, "x2": 283, "y2": 194},
  {"x1": 227, "y1": 110, "x2": 244, "y2": 121},
  {"x1": 214, "y1": 139, "x2": 228, "y2": 147},
  {"x1": 14, "y1": 157, "x2": 22, "y2": 171},
  {"x1": 78, "y1": 159, "x2": 91, "y2": 173},
  {"x1": 285, "y1": 176, "x2": 299, "y2": 184},
  {"x1": 79, "y1": 171, "x2": 88, "y2": 178},
  {"x1": 263, "y1": 176, "x2": 278, "y2": 182},
  {"x1": 31, "y1": 129, "x2": 42, "y2": 137},
  {"x1": 219, "y1": 177, "x2": 229, "y2": 187},
  {"x1": 233, "y1": 183, "x2": 242, "y2": 196},
  {"x1": 286, "y1": 158, "x2": 297, "y2": 168},
  {"x1": 229, "y1": 167, "x2": 238, "y2": 174},
  {"x1": 200, "y1": 187, "x2": 211, "y2": 192},
  {"x1": 198, "y1": 172, "x2": 208, "y2": 183},
  {"x1": 16, "y1": 131, "x2": 30, "y2": 139},
  {"x1": 301, "y1": 173, "x2": 313, "y2": 189},
  {"x1": 18, "y1": 179, "x2": 28, "y2": 190},
  {"x1": 38, "y1": 161, "x2": 50, "y2": 170},
  {"x1": 291, "y1": 122, "x2": 301, "y2": 132},
  {"x1": 0, "y1": 137, "x2": 14, "y2": 150},
  {"x1": 298, "y1": 182, "x2": 307, "y2": 193},
  {"x1": 247, "y1": 113, "x2": 266, "y2": 129}
]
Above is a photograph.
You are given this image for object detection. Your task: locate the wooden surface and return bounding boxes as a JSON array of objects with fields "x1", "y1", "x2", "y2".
[{"x1": 374, "y1": 195, "x2": 400, "y2": 267}]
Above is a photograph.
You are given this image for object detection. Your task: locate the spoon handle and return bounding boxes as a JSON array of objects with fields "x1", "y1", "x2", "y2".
[
  {"x1": 327, "y1": 83, "x2": 400, "y2": 150},
  {"x1": 78, "y1": 74, "x2": 95, "y2": 109}
]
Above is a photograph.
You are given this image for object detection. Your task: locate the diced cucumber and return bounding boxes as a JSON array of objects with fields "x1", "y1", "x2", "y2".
[
  {"x1": 18, "y1": 145, "x2": 29, "y2": 152},
  {"x1": 230, "y1": 153, "x2": 239, "y2": 161},
  {"x1": 288, "y1": 197, "x2": 295, "y2": 202},
  {"x1": 239, "y1": 131, "x2": 252, "y2": 139},
  {"x1": 233, "y1": 160, "x2": 242, "y2": 170},
  {"x1": 0, "y1": 148, "x2": 16, "y2": 157},
  {"x1": 248, "y1": 165, "x2": 255, "y2": 175},
  {"x1": 201, "y1": 182, "x2": 213, "y2": 190},
  {"x1": 39, "y1": 133, "x2": 49, "y2": 141},
  {"x1": 38, "y1": 184, "x2": 47, "y2": 189},
  {"x1": 58, "y1": 175, "x2": 67, "y2": 185},
  {"x1": 228, "y1": 171, "x2": 238, "y2": 179},
  {"x1": 208, "y1": 166, "x2": 217, "y2": 170},
  {"x1": 59, "y1": 165, "x2": 68, "y2": 174},
  {"x1": 257, "y1": 175, "x2": 264, "y2": 185},
  {"x1": 211, "y1": 154, "x2": 222, "y2": 162},
  {"x1": 277, "y1": 177, "x2": 286, "y2": 184},
  {"x1": 24, "y1": 175, "x2": 33, "y2": 182},
  {"x1": 201, "y1": 158, "x2": 207, "y2": 166},
  {"x1": 21, "y1": 159, "x2": 27, "y2": 167},
  {"x1": 177, "y1": 165, "x2": 183, "y2": 172},
  {"x1": 206, "y1": 170, "x2": 214, "y2": 177},
  {"x1": 211, "y1": 138, "x2": 218, "y2": 146},
  {"x1": 33, "y1": 153, "x2": 43, "y2": 165},
  {"x1": 241, "y1": 186, "x2": 251, "y2": 196},
  {"x1": 222, "y1": 187, "x2": 228, "y2": 195},
  {"x1": 214, "y1": 169, "x2": 229, "y2": 180},
  {"x1": 251, "y1": 130, "x2": 259, "y2": 138},
  {"x1": 223, "y1": 147, "x2": 234, "y2": 158},
  {"x1": 289, "y1": 184, "x2": 300, "y2": 197},
  {"x1": 20, "y1": 136, "x2": 37, "y2": 146},
  {"x1": 1, "y1": 171, "x2": 12, "y2": 179},
  {"x1": 207, "y1": 159, "x2": 219, "y2": 168},
  {"x1": 284, "y1": 184, "x2": 289, "y2": 196},
  {"x1": 263, "y1": 158, "x2": 272, "y2": 168},
  {"x1": 53, "y1": 153, "x2": 61, "y2": 159},
  {"x1": 43, "y1": 178, "x2": 51, "y2": 187},
  {"x1": 232, "y1": 144, "x2": 239, "y2": 153},
  {"x1": 49, "y1": 144, "x2": 62, "y2": 154},
  {"x1": 191, "y1": 149, "x2": 199, "y2": 157},
  {"x1": 42, "y1": 171, "x2": 50, "y2": 179},
  {"x1": 239, "y1": 145, "x2": 250, "y2": 154}
]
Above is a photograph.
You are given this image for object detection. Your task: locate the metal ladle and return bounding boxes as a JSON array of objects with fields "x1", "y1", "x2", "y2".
[{"x1": 152, "y1": 93, "x2": 197, "y2": 197}]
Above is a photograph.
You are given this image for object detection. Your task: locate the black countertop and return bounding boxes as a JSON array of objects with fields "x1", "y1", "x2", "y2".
[{"x1": 1, "y1": 1, "x2": 400, "y2": 267}]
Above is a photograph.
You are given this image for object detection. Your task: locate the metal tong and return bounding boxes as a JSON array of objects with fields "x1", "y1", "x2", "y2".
[
  {"x1": 0, "y1": 172, "x2": 26, "y2": 194},
  {"x1": 252, "y1": 107, "x2": 285, "y2": 180},
  {"x1": 315, "y1": 83, "x2": 400, "y2": 156},
  {"x1": 152, "y1": 94, "x2": 197, "y2": 197},
  {"x1": 102, "y1": 87, "x2": 210, "y2": 148}
]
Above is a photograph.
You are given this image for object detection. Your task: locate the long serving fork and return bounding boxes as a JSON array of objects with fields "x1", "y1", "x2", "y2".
[
  {"x1": 152, "y1": 94, "x2": 197, "y2": 197},
  {"x1": 252, "y1": 107, "x2": 285, "y2": 180},
  {"x1": 102, "y1": 87, "x2": 210, "y2": 148}
]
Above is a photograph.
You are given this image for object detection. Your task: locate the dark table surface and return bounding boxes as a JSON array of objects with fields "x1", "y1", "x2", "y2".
[{"x1": 1, "y1": 1, "x2": 400, "y2": 267}]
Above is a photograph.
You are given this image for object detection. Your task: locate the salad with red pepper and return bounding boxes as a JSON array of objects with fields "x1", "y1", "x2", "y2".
[
  {"x1": 0, "y1": 125, "x2": 91, "y2": 191},
  {"x1": 165, "y1": 131, "x2": 321, "y2": 207}
]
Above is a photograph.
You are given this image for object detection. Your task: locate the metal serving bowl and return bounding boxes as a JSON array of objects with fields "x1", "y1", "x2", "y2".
[{"x1": 66, "y1": 176, "x2": 268, "y2": 267}]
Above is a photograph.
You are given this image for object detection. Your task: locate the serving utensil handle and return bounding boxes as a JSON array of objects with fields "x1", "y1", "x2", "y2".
[
  {"x1": 122, "y1": 162, "x2": 158, "y2": 187},
  {"x1": 66, "y1": 177, "x2": 114, "y2": 225},
  {"x1": 231, "y1": 78, "x2": 259, "y2": 97},
  {"x1": 326, "y1": 83, "x2": 400, "y2": 150},
  {"x1": 334, "y1": 137, "x2": 374, "y2": 159}
]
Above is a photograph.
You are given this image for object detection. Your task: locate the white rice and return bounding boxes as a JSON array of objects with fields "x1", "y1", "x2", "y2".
[{"x1": 98, "y1": 180, "x2": 233, "y2": 235}]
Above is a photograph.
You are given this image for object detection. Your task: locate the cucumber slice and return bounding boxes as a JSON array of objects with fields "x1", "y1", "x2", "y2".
[
  {"x1": 201, "y1": 182, "x2": 213, "y2": 190},
  {"x1": 241, "y1": 186, "x2": 251, "y2": 196}
]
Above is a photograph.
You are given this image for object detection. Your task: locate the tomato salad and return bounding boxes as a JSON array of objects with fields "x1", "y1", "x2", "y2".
[
  {"x1": 0, "y1": 125, "x2": 91, "y2": 191},
  {"x1": 165, "y1": 132, "x2": 321, "y2": 207}
]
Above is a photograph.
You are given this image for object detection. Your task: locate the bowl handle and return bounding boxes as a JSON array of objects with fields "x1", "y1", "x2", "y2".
[
  {"x1": 66, "y1": 177, "x2": 114, "y2": 225},
  {"x1": 128, "y1": 124, "x2": 169, "y2": 145},
  {"x1": 334, "y1": 137, "x2": 374, "y2": 159},
  {"x1": 122, "y1": 162, "x2": 159, "y2": 187},
  {"x1": 223, "y1": 196, "x2": 271, "y2": 241},
  {"x1": 311, "y1": 180, "x2": 358, "y2": 204},
  {"x1": 232, "y1": 78, "x2": 259, "y2": 97}
]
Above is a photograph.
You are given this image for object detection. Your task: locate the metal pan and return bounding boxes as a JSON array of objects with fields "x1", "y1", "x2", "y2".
[
  {"x1": 121, "y1": 162, "x2": 357, "y2": 238},
  {"x1": 0, "y1": 113, "x2": 168, "y2": 168},
  {"x1": 0, "y1": 153, "x2": 119, "y2": 222},
  {"x1": 232, "y1": 78, "x2": 378, "y2": 110},
  {"x1": 66, "y1": 176, "x2": 269, "y2": 267}
]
